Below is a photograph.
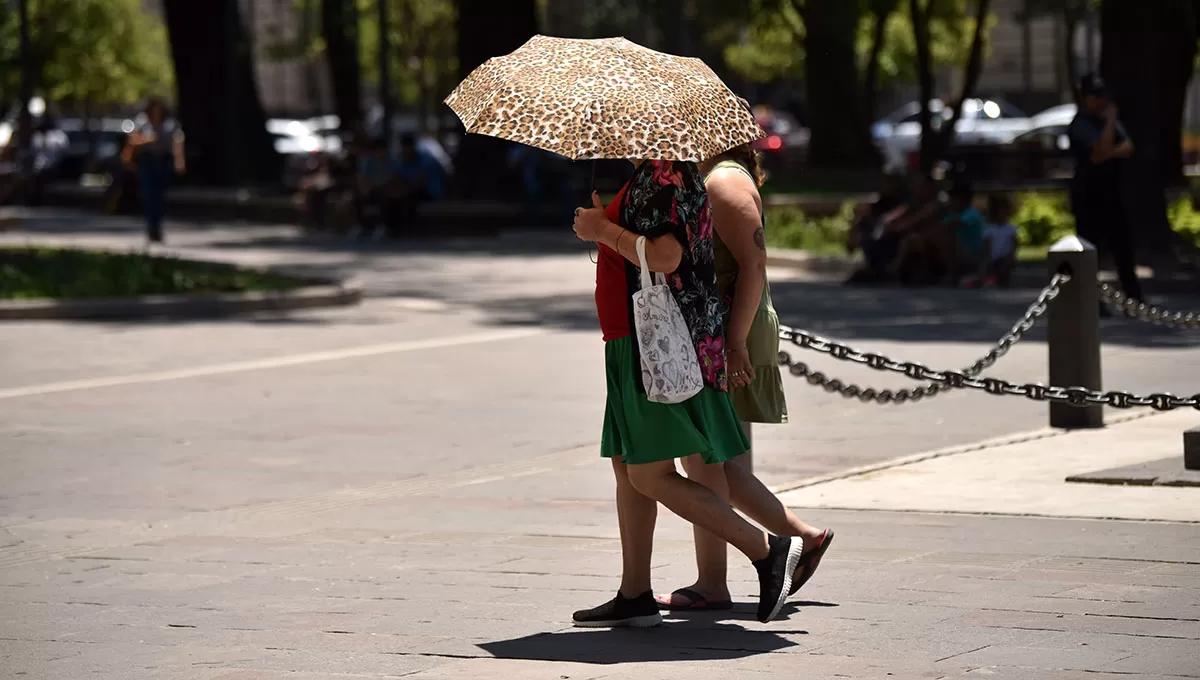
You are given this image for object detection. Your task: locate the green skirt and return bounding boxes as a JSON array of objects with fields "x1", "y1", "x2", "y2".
[{"x1": 600, "y1": 336, "x2": 749, "y2": 465}]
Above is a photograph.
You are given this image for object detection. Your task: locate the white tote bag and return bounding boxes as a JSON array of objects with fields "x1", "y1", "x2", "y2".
[{"x1": 632, "y1": 236, "x2": 705, "y2": 404}]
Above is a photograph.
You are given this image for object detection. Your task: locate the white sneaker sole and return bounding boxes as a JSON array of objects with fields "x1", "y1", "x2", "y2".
[
  {"x1": 765, "y1": 539, "x2": 806, "y2": 622},
  {"x1": 573, "y1": 612, "x2": 663, "y2": 628}
]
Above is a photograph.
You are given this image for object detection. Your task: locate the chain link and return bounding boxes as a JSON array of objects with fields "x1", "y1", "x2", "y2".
[
  {"x1": 776, "y1": 273, "x2": 1070, "y2": 404},
  {"x1": 779, "y1": 325, "x2": 1200, "y2": 411},
  {"x1": 1097, "y1": 283, "x2": 1200, "y2": 329}
]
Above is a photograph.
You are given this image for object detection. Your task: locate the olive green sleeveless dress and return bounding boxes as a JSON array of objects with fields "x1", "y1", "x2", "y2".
[{"x1": 706, "y1": 160, "x2": 788, "y2": 424}]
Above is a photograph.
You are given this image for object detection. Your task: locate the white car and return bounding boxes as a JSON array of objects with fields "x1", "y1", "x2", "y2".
[{"x1": 872, "y1": 98, "x2": 1032, "y2": 169}]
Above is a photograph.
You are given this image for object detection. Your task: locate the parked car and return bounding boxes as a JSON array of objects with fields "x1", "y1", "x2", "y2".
[
  {"x1": 873, "y1": 98, "x2": 1031, "y2": 169},
  {"x1": 940, "y1": 103, "x2": 1078, "y2": 182},
  {"x1": 55, "y1": 117, "x2": 134, "y2": 181},
  {"x1": 752, "y1": 106, "x2": 809, "y2": 174}
]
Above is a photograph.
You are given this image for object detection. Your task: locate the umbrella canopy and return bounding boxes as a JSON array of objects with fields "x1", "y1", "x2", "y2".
[{"x1": 445, "y1": 35, "x2": 764, "y2": 162}]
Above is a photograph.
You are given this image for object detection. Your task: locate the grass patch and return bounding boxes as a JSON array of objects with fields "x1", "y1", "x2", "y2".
[
  {"x1": 763, "y1": 193, "x2": 1200, "y2": 257},
  {"x1": 764, "y1": 203, "x2": 855, "y2": 256},
  {"x1": 0, "y1": 247, "x2": 306, "y2": 300}
]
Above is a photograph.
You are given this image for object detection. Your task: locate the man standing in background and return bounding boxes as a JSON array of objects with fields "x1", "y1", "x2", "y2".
[{"x1": 1068, "y1": 73, "x2": 1143, "y2": 304}]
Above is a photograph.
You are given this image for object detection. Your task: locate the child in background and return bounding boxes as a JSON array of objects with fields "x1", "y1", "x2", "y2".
[
  {"x1": 943, "y1": 181, "x2": 987, "y2": 286},
  {"x1": 981, "y1": 194, "x2": 1019, "y2": 287}
]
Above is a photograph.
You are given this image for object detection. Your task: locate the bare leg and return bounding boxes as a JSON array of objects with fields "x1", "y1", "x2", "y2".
[
  {"x1": 679, "y1": 454, "x2": 731, "y2": 602},
  {"x1": 669, "y1": 424, "x2": 823, "y2": 606},
  {"x1": 725, "y1": 454, "x2": 824, "y2": 544},
  {"x1": 611, "y1": 459, "x2": 657, "y2": 598},
  {"x1": 626, "y1": 460, "x2": 769, "y2": 562}
]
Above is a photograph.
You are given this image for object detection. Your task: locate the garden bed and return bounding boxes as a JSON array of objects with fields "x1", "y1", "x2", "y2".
[{"x1": 0, "y1": 247, "x2": 306, "y2": 300}]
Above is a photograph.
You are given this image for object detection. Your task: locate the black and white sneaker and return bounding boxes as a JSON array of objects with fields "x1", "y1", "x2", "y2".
[
  {"x1": 753, "y1": 535, "x2": 806, "y2": 623},
  {"x1": 572, "y1": 591, "x2": 663, "y2": 628}
]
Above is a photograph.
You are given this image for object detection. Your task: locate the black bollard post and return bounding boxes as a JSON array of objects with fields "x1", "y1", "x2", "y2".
[
  {"x1": 1185, "y1": 428, "x2": 1200, "y2": 471},
  {"x1": 1047, "y1": 236, "x2": 1104, "y2": 429}
]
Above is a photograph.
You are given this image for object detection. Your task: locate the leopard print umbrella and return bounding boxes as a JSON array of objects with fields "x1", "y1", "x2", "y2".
[{"x1": 445, "y1": 35, "x2": 765, "y2": 162}]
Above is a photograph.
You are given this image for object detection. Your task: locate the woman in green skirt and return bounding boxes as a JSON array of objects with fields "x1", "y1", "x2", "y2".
[
  {"x1": 569, "y1": 158, "x2": 806, "y2": 627},
  {"x1": 656, "y1": 144, "x2": 835, "y2": 612}
]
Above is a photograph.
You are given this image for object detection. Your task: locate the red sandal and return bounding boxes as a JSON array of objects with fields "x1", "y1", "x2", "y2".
[
  {"x1": 790, "y1": 529, "x2": 834, "y2": 596},
  {"x1": 654, "y1": 587, "x2": 734, "y2": 611}
]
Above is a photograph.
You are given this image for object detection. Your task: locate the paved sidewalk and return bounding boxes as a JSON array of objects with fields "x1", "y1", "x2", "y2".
[
  {"x1": 2, "y1": 211, "x2": 1198, "y2": 679},
  {"x1": 3, "y1": 417, "x2": 1197, "y2": 679},
  {"x1": 779, "y1": 410, "x2": 1200, "y2": 522}
]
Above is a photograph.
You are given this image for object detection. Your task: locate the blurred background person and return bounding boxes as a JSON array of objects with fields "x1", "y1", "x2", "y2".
[
  {"x1": 122, "y1": 98, "x2": 185, "y2": 243},
  {"x1": 386, "y1": 133, "x2": 446, "y2": 236},
  {"x1": 1068, "y1": 73, "x2": 1142, "y2": 303}
]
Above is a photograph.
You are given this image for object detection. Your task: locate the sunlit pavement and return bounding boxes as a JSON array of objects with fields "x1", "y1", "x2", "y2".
[{"x1": 2, "y1": 212, "x2": 1197, "y2": 679}]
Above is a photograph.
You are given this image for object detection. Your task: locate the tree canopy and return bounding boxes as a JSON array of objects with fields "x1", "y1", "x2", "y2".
[
  {"x1": 713, "y1": 0, "x2": 985, "y2": 90},
  {"x1": 0, "y1": 0, "x2": 172, "y2": 108}
]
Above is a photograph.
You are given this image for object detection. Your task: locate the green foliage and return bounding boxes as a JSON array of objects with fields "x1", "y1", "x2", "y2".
[
  {"x1": 0, "y1": 0, "x2": 172, "y2": 106},
  {"x1": 1168, "y1": 195, "x2": 1200, "y2": 246},
  {"x1": 718, "y1": 0, "x2": 805, "y2": 83},
  {"x1": 867, "y1": 0, "x2": 988, "y2": 85},
  {"x1": 355, "y1": 0, "x2": 457, "y2": 108},
  {"x1": 762, "y1": 191, "x2": 1200, "y2": 256},
  {"x1": 712, "y1": 0, "x2": 985, "y2": 86},
  {"x1": 764, "y1": 202, "x2": 855, "y2": 254},
  {"x1": 1011, "y1": 192, "x2": 1075, "y2": 247},
  {"x1": 0, "y1": 247, "x2": 303, "y2": 300}
]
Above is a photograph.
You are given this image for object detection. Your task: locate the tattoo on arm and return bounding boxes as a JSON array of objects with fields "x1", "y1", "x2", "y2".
[{"x1": 753, "y1": 227, "x2": 766, "y2": 252}]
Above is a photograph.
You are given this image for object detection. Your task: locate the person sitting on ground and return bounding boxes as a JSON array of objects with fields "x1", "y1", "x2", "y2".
[
  {"x1": 297, "y1": 156, "x2": 335, "y2": 230},
  {"x1": 880, "y1": 174, "x2": 944, "y2": 283},
  {"x1": 940, "y1": 181, "x2": 987, "y2": 285},
  {"x1": 848, "y1": 172, "x2": 907, "y2": 254},
  {"x1": 385, "y1": 133, "x2": 446, "y2": 236},
  {"x1": 351, "y1": 138, "x2": 393, "y2": 240},
  {"x1": 978, "y1": 193, "x2": 1019, "y2": 288},
  {"x1": 845, "y1": 171, "x2": 910, "y2": 284}
]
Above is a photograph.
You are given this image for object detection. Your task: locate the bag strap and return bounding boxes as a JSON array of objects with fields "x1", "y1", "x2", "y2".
[{"x1": 634, "y1": 236, "x2": 666, "y2": 288}]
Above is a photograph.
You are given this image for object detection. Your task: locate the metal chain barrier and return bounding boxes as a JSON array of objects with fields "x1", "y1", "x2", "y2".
[
  {"x1": 775, "y1": 273, "x2": 1070, "y2": 405},
  {"x1": 1097, "y1": 283, "x2": 1200, "y2": 329},
  {"x1": 778, "y1": 277, "x2": 1200, "y2": 411}
]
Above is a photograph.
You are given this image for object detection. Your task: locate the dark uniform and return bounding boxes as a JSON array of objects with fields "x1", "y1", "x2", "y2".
[{"x1": 1066, "y1": 79, "x2": 1143, "y2": 301}]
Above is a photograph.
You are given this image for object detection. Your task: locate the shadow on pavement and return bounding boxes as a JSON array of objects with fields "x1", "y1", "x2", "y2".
[
  {"x1": 201, "y1": 230, "x2": 591, "y2": 258},
  {"x1": 474, "y1": 282, "x2": 1200, "y2": 350},
  {"x1": 479, "y1": 618, "x2": 804, "y2": 664}
]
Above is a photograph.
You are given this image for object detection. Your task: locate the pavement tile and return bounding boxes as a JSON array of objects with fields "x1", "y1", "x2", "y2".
[
  {"x1": 403, "y1": 658, "x2": 613, "y2": 680},
  {"x1": 955, "y1": 667, "x2": 1183, "y2": 680},
  {"x1": 939, "y1": 642, "x2": 1135, "y2": 670},
  {"x1": 945, "y1": 609, "x2": 1200, "y2": 639}
]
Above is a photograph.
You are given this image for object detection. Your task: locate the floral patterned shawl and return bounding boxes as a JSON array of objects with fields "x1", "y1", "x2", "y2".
[{"x1": 619, "y1": 160, "x2": 727, "y2": 392}]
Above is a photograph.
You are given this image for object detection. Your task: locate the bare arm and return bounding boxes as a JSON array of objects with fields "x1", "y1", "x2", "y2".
[
  {"x1": 1090, "y1": 111, "x2": 1119, "y2": 163},
  {"x1": 596, "y1": 221, "x2": 683, "y2": 273},
  {"x1": 574, "y1": 192, "x2": 683, "y2": 272},
  {"x1": 707, "y1": 168, "x2": 766, "y2": 353},
  {"x1": 172, "y1": 132, "x2": 186, "y2": 173},
  {"x1": 1110, "y1": 138, "x2": 1134, "y2": 159}
]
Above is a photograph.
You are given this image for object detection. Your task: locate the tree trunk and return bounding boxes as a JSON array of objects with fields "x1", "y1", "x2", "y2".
[
  {"x1": 163, "y1": 0, "x2": 280, "y2": 186},
  {"x1": 300, "y1": 0, "x2": 323, "y2": 115},
  {"x1": 1022, "y1": 0, "x2": 1033, "y2": 96},
  {"x1": 320, "y1": 0, "x2": 363, "y2": 134},
  {"x1": 911, "y1": 0, "x2": 937, "y2": 175},
  {"x1": 917, "y1": 0, "x2": 990, "y2": 174},
  {"x1": 1100, "y1": 0, "x2": 1197, "y2": 260},
  {"x1": 1062, "y1": 12, "x2": 1080, "y2": 100},
  {"x1": 1157, "y1": 1, "x2": 1199, "y2": 188},
  {"x1": 800, "y1": 0, "x2": 877, "y2": 168},
  {"x1": 453, "y1": 0, "x2": 539, "y2": 198},
  {"x1": 863, "y1": 0, "x2": 899, "y2": 125}
]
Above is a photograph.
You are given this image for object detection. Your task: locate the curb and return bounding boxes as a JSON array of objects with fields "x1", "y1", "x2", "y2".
[
  {"x1": 766, "y1": 248, "x2": 856, "y2": 276},
  {"x1": 0, "y1": 282, "x2": 363, "y2": 321}
]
